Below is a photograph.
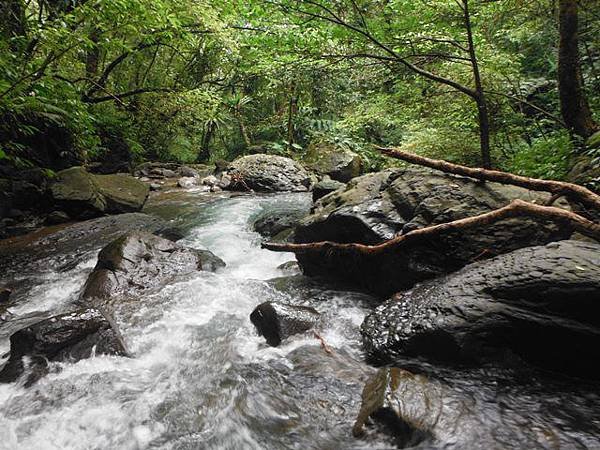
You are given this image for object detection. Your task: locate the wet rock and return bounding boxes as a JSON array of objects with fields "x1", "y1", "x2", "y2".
[
  {"x1": 312, "y1": 177, "x2": 345, "y2": 202},
  {"x1": 81, "y1": 231, "x2": 225, "y2": 303},
  {"x1": 50, "y1": 167, "x2": 149, "y2": 218},
  {"x1": 253, "y1": 208, "x2": 307, "y2": 238},
  {"x1": 250, "y1": 301, "x2": 320, "y2": 346},
  {"x1": 149, "y1": 183, "x2": 162, "y2": 191},
  {"x1": 303, "y1": 141, "x2": 362, "y2": 182},
  {"x1": 0, "y1": 308, "x2": 127, "y2": 386},
  {"x1": 177, "y1": 177, "x2": 196, "y2": 188},
  {"x1": 227, "y1": 154, "x2": 312, "y2": 192},
  {"x1": 45, "y1": 210, "x2": 70, "y2": 225},
  {"x1": 361, "y1": 240, "x2": 600, "y2": 378},
  {"x1": 178, "y1": 166, "x2": 198, "y2": 178},
  {"x1": 201, "y1": 175, "x2": 218, "y2": 186},
  {"x1": 294, "y1": 167, "x2": 572, "y2": 295},
  {"x1": 218, "y1": 174, "x2": 232, "y2": 189},
  {"x1": 277, "y1": 261, "x2": 301, "y2": 275},
  {"x1": 12, "y1": 180, "x2": 45, "y2": 211},
  {"x1": 0, "y1": 212, "x2": 166, "y2": 272}
]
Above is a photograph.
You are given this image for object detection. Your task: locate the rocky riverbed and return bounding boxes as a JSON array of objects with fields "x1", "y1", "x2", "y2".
[{"x1": 1, "y1": 156, "x2": 599, "y2": 449}]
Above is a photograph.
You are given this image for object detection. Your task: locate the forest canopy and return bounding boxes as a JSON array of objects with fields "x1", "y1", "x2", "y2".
[{"x1": 0, "y1": 0, "x2": 598, "y2": 184}]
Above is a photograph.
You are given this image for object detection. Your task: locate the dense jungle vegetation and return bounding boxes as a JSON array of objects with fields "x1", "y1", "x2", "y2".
[{"x1": 0, "y1": 0, "x2": 599, "y2": 183}]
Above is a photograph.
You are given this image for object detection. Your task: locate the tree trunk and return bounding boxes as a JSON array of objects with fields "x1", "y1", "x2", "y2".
[
  {"x1": 463, "y1": 0, "x2": 492, "y2": 169},
  {"x1": 237, "y1": 111, "x2": 252, "y2": 148},
  {"x1": 286, "y1": 82, "x2": 298, "y2": 152},
  {"x1": 558, "y1": 0, "x2": 598, "y2": 138},
  {"x1": 85, "y1": 28, "x2": 100, "y2": 80},
  {"x1": 1, "y1": 0, "x2": 27, "y2": 49},
  {"x1": 197, "y1": 121, "x2": 215, "y2": 162}
]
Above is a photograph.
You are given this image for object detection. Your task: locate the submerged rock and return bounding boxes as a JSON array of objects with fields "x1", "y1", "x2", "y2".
[
  {"x1": 50, "y1": 167, "x2": 149, "y2": 218},
  {"x1": 82, "y1": 232, "x2": 225, "y2": 303},
  {"x1": 0, "y1": 308, "x2": 127, "y2": 386},
  {"x1": 250, "y1": 301, "x2": 321, "y2": 346},
  {"x1": 361, "y1": 240, "x2": 600, "y2": 378},
  {"x1": 294, "y1": 167, "x2": 573, "y2": 295},
  {"x1": 227, "y1": 154, "x2": 312, "y2": 192}
]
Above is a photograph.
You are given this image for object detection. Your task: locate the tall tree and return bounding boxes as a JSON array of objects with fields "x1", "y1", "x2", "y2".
[{"x1": 558, "y1": 0, "x2": 598, "y2": 139}]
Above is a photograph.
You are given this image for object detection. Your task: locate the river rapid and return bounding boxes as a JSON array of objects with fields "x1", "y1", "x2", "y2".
[{"x1": 0, "y1": 188, "x2": 598, "y2": 449}]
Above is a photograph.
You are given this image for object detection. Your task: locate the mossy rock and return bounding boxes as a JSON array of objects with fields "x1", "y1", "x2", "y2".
[{"x1": 303, "y1": 142, "x2": 362, "y2": 182}]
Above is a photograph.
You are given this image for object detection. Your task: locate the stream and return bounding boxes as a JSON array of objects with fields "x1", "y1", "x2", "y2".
[{"x1": 0, "y1": 189, "x2": 599, "y2": 449}]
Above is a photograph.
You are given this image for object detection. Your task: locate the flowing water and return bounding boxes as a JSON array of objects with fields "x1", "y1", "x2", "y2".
[{"x1": 0, "y1": 189, "x2": 599, "y2": 450}]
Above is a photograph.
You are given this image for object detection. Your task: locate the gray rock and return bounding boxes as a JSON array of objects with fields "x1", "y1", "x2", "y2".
[
  {"x1": 177, "y1": 177, "x2": 196, "y2": 188},
  {"x1": 0, "y1": 308, "x2": 127, "y2": 386},
  {"x1": 250, "y1": 301, "x2": 320, "y2": 346},
  {"x1": 277, "y1": 261, "x2": 301, "y2": 275},
  {"x1": 201, "y1": 175, "x2": 218, "y2": 186},
  {"x1": 149, "y1": 183, "x2": 162, "y2": 191},
  {"x1": 312, "y1": 177, "x2": 346, "y2": 202},
  {"x1": 50, "y1": 167, "x2": 149, "y2": 218},
  {"x1": 81, "y1": 231, "x2": 225, "y2": 304},
  {"x1": 179, "y1": 166, "x2": 199, "y2": 178},
  {"x1": 227, "y1": 154, "x2": 312, "y2": 192},
  {"x1": 294, "y1": 167, "x2": 573, "y2": 295},
  {"x1": 218, "y1": 174, "x2": 232, "y2": 189},
  {"x1": 303, "y1": 142, "x2": 362, "y2": 182},
  {"x1": 361, "y1": 240, "x2": 600, "y2": 378},
  {"x1": 253, "y1": 208, "x2": 308, "y2": 237}
]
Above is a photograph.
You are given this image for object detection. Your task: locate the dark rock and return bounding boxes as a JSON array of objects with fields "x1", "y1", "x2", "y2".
[
  {"x1": 250, "y1": 301, "x2": 320, "y2": 346},
  {"x1": 81, "y1": 232, "x2": 225, "y2": 303},
  {"x1": 179, "y1": 166, "x2": 199, "y2": 178},
  {"x1": 12, "y1": 180, "x2": 45, "y2": 211},
  {"x1": 353, "y1": 368, "x2": 434, "y2": 447},
  {"x1": 0, "y1": 308, "x2": 127, "y2": 386},
  {"x1": 312, "y1": 177, "x2": 345, "y2": 202},
  {"x1": 0, "y1": 288, "x2": 11, "y2": 303},
  {"x1": 214, "y1": 159, "x2": 229, "y2": 174},
  {"x1": 253, "y1": 209, "x2": 307, "y2": 237},
  {"x1": 294, "y1": 167, "x2": 572, "y2": 295},
  {"x1": 361, "y1": 240, "x2": 600, "y2": 378},
  {"x1": 50, "y1": 167, "x2": 149, "y2": 218},
  {"x1": 303, "y1": 141, "x2": 362, "y2": 182},
  {"x1": 45, "y1": 210, "x2": 70, "y2": 225},
  {"x1": 227, "y1": 154, "x2": 312, "y2": 192}
]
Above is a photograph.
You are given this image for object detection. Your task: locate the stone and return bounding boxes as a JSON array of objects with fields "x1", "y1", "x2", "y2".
[
  {"x1": 50, "y1": 167, "x2": 149, "y2": 218},
  {"x1": 45, "y1": 210, "x2": 70, "y2": 225},
  {"x1": 303, "y1": 141, "x2": 362, "y2": 182},
  {"x1": 179, "y1": 166, "x2": 199, "y2": 178},
  {"x1": 361, "y1": 240, "x2": 600, "y2": 378},
  {"x1": 218, "y1": 174, "x2": 232, "y2": 189},
  {"x1": 201, "y1": 175, "x2": 218, "y2": 186},
  {"x1": 177, "y1": 177, "x2": 197, "y2": 188},
  {"x1": 81, "y1": 231, "x2": 225, "y2": 303},
  {"x1": 149, "y1": 183, "x2": 162, "y2": 191},
  {"x1": 277, "y1": 261, "x2": 301, "y2": 275},
  {"x1": 0, "y1": 308, "x2": 127, "y2": 386},
  {"x1": 294, "y1": 167, "x2": 573, "y2": 295},
  {"x1": 312, "y1": 177, "x2": 346, "y2": 202},
  {"x1": 227, "y1": 154, "x2": 312, "y2": 192},
  {"x1": 250, "y1": 301, "x2": 321, "y2": 346}
]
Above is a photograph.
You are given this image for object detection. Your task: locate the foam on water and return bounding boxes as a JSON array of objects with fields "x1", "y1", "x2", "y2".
[{"x1": 0, "y1": 193, "x2": 375, "y2": 450}]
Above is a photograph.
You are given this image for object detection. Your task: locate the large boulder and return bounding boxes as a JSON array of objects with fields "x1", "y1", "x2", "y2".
[
  {"x1": 352, "y1": 367, "x2": 599, "y2": 449},
  {"x1": 312, "y1": 177, "x2": 345, "y2": 202},
  {"x1": 227, "y1": 154, "x2": 312, "y2": 192},
  {"x1": 50, "y1": 167, "x2": 149, "y2": 218},
  {"x1": 250, "y1": 301, "x2": 321, "y2": 346},
  {"x1": 293, "y1": 167, "x2": 573, "y2": 295},
  {"x1": 361, "y1": 240, "x2": 600, "y2": 378},
  {"x1": 82, "y1": 231, "x2": 225, "y2": 303},
  {"x1": 0, "y1": 308, "x2": 127, "y2": 386},
  {"x1": 303, "y1": 141, "x2": 362, "y2": 182}
]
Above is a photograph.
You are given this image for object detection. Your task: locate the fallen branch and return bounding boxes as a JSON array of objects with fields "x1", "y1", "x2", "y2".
[
  {"x1": 262, "y1": 199, "x2": 600, "y2": 256},
  {"x1": 313, "y1": 331, "x2": 334, "y2": 355},
  {"x1": 376, "y1": 147, "x2": 600, "y2": 212}
]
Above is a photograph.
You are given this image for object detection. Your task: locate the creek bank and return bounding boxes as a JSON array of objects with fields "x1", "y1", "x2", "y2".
[
  {"x1": 0, "y1": 307, "x2": 126, "y2": 386},
  {"x1": 292, "y1": 167, "x2": 573, "y2": 296},
  {"x1": 361, "y1": 240, "x2": 600, "y2": 378}
]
